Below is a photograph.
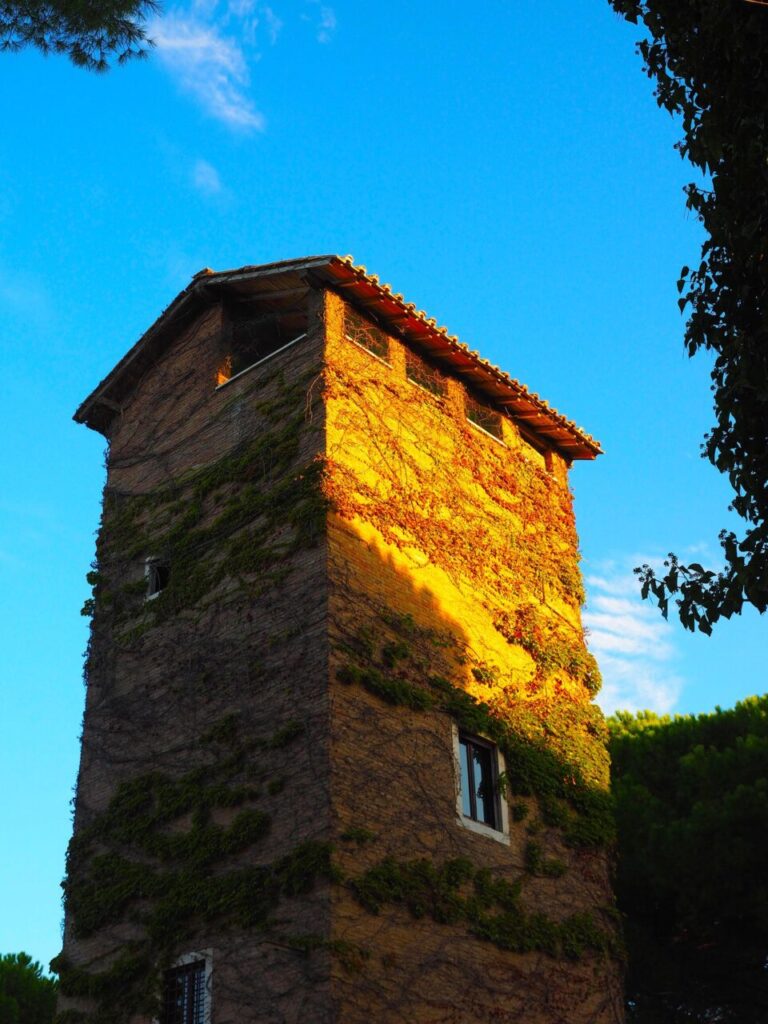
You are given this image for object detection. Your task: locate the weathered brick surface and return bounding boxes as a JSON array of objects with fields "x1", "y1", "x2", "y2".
[
  {"x1": 60, "y1": 278, "x2": 623, "y2": 1023},
  {"x1": 60, "y1": 294, "x2": 334, "y2": 1023},
  {"x1": 323, "y1": 289, "x2": 622, "y2": 1022}
]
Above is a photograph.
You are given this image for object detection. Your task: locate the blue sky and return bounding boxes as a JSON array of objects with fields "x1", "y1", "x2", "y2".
[{"x1": 0, "y1": 0, "x2": 764, "y2": 972}]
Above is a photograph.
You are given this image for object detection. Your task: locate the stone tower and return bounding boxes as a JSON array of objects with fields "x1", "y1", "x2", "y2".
[{"x1": 55, "y1": 256, "x2": 623, "y2": 1024}]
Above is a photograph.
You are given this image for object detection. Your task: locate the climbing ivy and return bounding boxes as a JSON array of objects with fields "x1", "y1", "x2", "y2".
[
  {"x1": 83, "y1": 368, "x2": 328, "y2": 635},
  {"x1": 336, "y1": 614, "x2": 614, "y2": 850},
  {"x1": 351, "y1": 855, "x2": 617, "y2": 959},
  {"x1": 53, "y1": 717, "x2": 337, "y2": 1024},
  {"x1": 493, "y1": 605, "x2": 602, "y2": 696}
]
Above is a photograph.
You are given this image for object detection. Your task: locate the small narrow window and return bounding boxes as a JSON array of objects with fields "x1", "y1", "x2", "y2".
[
  {"x1": 345, "y1": 307, "x2": 390, "y2": 361},
  {"x1": 145, "y1": 557, "x2": 170, "y2": 599},
  {"x1": 405, "y1": 349, "x2": 446, "y2": 397},
  {"x1": 466, "y1": 395, "x2": 504, "y2": 441},
  {"x1": 459, "y1": 733, "x2": 500, "y2": 830},
  {"x1": 161, "y1": 960, "x2": 206, "y2": 1024}
]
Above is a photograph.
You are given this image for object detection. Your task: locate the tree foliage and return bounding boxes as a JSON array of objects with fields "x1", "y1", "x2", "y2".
[
  {"x1": 610, "y1": 0, "x2": 768, "y2": 632},
  {"x1": 609, "y1": 696, "x2": 768, "y2": 1022},
  {"x1": 0, "y1": 953, "x2": 57, "y2": 1024},
  {"x1": 0, "y1": 0, "x2": 158, "y2": 70}
]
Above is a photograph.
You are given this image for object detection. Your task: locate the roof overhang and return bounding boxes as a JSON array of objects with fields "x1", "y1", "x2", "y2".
[{"x1": 74, "y1": 255, "x2": 602, "y2": 460}]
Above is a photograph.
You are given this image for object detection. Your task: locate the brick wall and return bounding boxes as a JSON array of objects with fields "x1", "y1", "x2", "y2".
[
  {"x1": 59, "y1": 280, "x2": 622, "y2": 1024},
  {"x1": 59, "y1": 291, "x2": 336, "y2": 1024},
  {"x1": 324, "y1": 289, "x2": 623, "y2": 1023}
]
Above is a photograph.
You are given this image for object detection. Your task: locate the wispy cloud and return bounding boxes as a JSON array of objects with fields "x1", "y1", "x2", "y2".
[
  {"x1": 262, "y1": 6, "x2": 283, "y2": 44},
  {"x1": 304, "y1": 0, "x2": 336, "y2": 43},
  {"x1": 151, "y1": 7, "x2": 265, "y2": 131},
  {"x1": 192, "y1": 158, "x2": 223, "y2": 195},
  {"x1": 584, "y1": 558, "x2": 685, "y2": 715},
  {"x1": 151, "y1": 2, "x2": 333, "y2": 127}
]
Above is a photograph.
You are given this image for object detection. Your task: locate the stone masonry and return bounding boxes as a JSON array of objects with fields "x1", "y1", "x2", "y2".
[{"x1": 56, "y1": 256, "x2": 624, "y2": 1024}]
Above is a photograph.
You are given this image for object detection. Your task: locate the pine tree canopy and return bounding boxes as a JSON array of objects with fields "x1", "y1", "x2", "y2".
[{"x1": 0, "y1": 0, "x2": 158, "y2": 71}]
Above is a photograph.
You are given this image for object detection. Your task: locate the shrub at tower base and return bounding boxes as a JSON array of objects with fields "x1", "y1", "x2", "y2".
[
  {"x1": 0, "y1": 952, "x2": 57, "y2": 1024},
  {"x1": 609, "y1": 695, "x2": 768, "y2": 1023}
]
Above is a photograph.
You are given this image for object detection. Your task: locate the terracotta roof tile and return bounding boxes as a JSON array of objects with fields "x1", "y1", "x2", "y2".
[{"x1": 74, "y1": 254, "x2": 602, "y2": 459}]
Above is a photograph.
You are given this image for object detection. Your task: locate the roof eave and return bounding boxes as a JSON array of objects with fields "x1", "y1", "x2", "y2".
[
  {"x1": 74, "y1": 254, "x2": 603, "y2": 460},
  {"x1": 313, "y1": 257, "x2": 602, "y2": 461}
]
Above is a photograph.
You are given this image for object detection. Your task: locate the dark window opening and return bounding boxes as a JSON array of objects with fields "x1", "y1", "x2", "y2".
[
  {"x1": 405, "y1": 349, "x2": 447, "y2": 397},
  {"x1": 459, "y1": 733, "x2": 500, "y2": 830},
  {"x1": 161, "y1": 960, "x2": 206, "y2": 1024},
  {"x1": 217, "y1": 302, "x2": 307, "y2": 385},
  {"x1": 466, "y1": 395, "x2": 504, "y2": 441},
  {"x1": 146, "y1": 558, "x2": 170, "y2": 598},
  {"x1": 345, "y1": 307, "x2": 390, "y2": 361}
]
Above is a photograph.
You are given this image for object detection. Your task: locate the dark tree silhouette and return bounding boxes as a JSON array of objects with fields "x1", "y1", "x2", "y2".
[
  {"x1": 610, "y1": 0, "x2": 768, "y2": 632},
  {"x1": 0, "y1": 953, "x2": 57, "y2": 1024},
  {"x1": 610, "y1": 697, "x2": 768, "y2": 1022},
  {"x1": 0, "y1": 1, "x2": 158, "y2": 70}
]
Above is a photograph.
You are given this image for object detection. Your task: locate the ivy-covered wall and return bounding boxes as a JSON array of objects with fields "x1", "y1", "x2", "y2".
[
  {"x1": 323, "y1": 290, "x2": 623, "y2": 1022},
  {"x1": 58, "y1": 279, "x2": 622, "y2": 1024},
  {"x1": 57, "y1": 293, "x2": 340, "y2": 1024}
]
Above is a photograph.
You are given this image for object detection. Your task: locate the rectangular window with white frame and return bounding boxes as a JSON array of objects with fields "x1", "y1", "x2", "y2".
[
  {"x1": 453, "y1": 725, "x2": 510, "y2": 845},
  {"x1": 405, "y1": 348, "x2": 447, "y2": 397}
]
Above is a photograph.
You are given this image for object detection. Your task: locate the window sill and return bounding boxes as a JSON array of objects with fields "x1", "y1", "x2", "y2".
[
  {"x1": 216, "y1": 332, "x2": 307, "y2": 390},
  {"x1": 347, "y1": 336, "x2": 392, "y2": 367},
  {"x1": 406, "y1": 376, "x2": 445, "y2": 401},
  {"x1": 467, "y1": 420, "x2": 507, "y2": 446},
  {"x1": 456, "y1": 814, "x2": 511, "y2": 846}
]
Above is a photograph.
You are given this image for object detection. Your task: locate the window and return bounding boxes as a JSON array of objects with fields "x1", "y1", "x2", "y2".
[
  {"x1": 344, "y1": 307, "x2": 390, "y2": 361},
  {"x1": 453, "y1": 728, "x2": 509, "y2": 843},
  {"x1": 465, "y1": 395, "x2": 504, "y2": 441},
  {"x1": 458, "y1": 733, "x2": 500, "y2": 829},
  {"x1": 216, "y1": 302, "x2": 307, "y2": 385},
  {"x1": 405, "y1": 349, "x2": 447, "y2": 397},
  {"x1": 145, "y1": 557, "x2": 170, "y2": 599},
  {"x1": 161, "y1": 960, "x2": 206, "y2": 1024}
]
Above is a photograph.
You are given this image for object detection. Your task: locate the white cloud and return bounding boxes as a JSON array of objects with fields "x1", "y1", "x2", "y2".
[
  {"x1": 261, "y1": 6, "x2": 283, "y2": 44},
  {"x1": 304, "y1": 0, "x2": 336, "y2": 43},
  {"x1": 316, "y1": 5, "x2": 336, "y2": 43},
  {"x1": 584, "y1": 559, "x2": 684, "y2": 715},
  {"x1": 192, "y1": 0, "x2": 220, "y2": 14},
  {"x1": 151, "y1": 3, "x2": 331, "y2": 126},
  {"x1": 151, "y1": 8, "x2": 265, "y2": 131},
  {"x1": 192, "y1": 158, "x2": 223, "y2": 195}
]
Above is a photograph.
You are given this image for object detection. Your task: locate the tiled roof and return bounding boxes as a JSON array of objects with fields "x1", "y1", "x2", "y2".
[
  {"x1": 74, "y1": 255, "x2": 602, "y2": 460},
  {"x1": 312, "y1": 256, "x2": 602, "y2": 460}
]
